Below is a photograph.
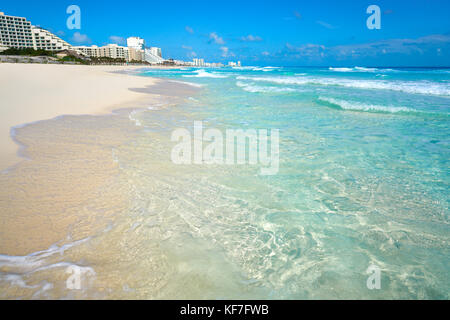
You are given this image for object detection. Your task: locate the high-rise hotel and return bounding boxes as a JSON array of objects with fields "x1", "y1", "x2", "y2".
[
  {"x1": 76, "y1": 37, "x2": 164, "y2": 64},
  {"x1": 0, "y1": 12, "x2": 72, "y2": 51},
  {"x1": 0, "y1": 11, "x2": 165, "y2": 64}
]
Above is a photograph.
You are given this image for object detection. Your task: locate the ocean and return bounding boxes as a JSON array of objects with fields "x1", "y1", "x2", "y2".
[{"x1": 1, "y1": 66, "x2": 448, "y2": 299}]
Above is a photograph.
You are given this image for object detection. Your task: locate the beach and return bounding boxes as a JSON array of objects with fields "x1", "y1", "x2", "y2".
[
  {"x1": 0, "y1": 65, "x2": 448, "y2": 299},
  {"x1": 0, "y1": 63, "x2": 197, "y2": 255},
  {"x1": 0, "y1": 64, "x2": 168, "y2": 171}
]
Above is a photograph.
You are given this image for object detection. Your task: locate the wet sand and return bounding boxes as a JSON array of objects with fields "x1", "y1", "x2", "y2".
[
  {"x1": 0, "y1": 64, "x2": 198, "y2": 257},
  {"x1": 0, "y1": 64, "x2": 166, "y2": 171}
]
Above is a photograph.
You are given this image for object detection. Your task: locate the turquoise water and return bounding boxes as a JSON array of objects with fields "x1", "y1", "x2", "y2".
[
  {"x1": 134, "y1": 66, "x2": 449, "y2": 299},
  {"x1": 1, "y1": 67, "x2": 448, "y2": 300}
]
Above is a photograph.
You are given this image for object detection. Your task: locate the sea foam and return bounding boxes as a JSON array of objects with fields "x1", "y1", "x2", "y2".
[
  {"x1": 236, "y1": 76, "x2": 450, "y2": 96},
  {"x1": 236, "y1": 81, "x2": 296, "y2": 93},
  {"x1": 183, "y1": 69, "x2": 229, "y2": 78},
  {"x1": 318, "y1": 97, "x2": 416, "y2": 114}
]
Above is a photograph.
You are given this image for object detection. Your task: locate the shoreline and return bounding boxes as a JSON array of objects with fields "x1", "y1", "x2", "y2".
[
  {"x1": 0, "y1": 63, "x2": 188, "y2": 171},
  {"x1": 0, "y1": 64, "x2": 199, "y2": 257}
]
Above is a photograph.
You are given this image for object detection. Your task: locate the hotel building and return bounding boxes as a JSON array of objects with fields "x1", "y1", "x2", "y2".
[
  {"x1": 127, "y1": 37, "x2": 145, "y2": 50},
  {"x1": 76, "y1": 37, "x2": 164, "y2": 63},
  {"x1": 75, "y1": 44, "x2": 129, "y2": 60},
  {"x1": 31, "y1": 26, "x2": 72, "y2": 51},
  {"x1": 193, "y1": 58, "x2": 205, "y2": 67},
  {"x1": 0, "y1": 12, "x2": 33, "y2": 49},
  {"x1": 0, "y1": 12, "x2": 71, "y2": 51},
  {"x1": 126, "y1": 36, "x2": 163, "y2": 64},
  {"x1": 0, "y1": 11, "x2": 166, "y2": 64}
]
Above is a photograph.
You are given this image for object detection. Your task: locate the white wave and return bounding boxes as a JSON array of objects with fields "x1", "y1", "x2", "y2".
[
  {"x1": 183, "y1": 69, "x2": 228, "y2": 78},
  {"x1": 0, "y1": 237, "x2": 95, "y2": 295},
  {"x1": 129, "y1": 110, "x2": 142, "y2": 126},
  {"x1": 318, "y1": 97, "x2": 416, "y2": 113},
  {"x1": 232, "y1": 66, "x2": 255, "y2": 70},
  {"x1": 233, "y1": 66, "x2": 280, "y2": 72},
  {"x1": 0, "y1": 237, "x2": 91, "y2": 272},
  {"x1": 328, "y1": 66, "x2": 400, "y2": 73},
  {"x1": 329, "y1": 67, "x2": 354, "y2": 72},
  {"x1": 236, "y1": 81, "x2": 296, "y2": 93},
  {"x1": 169, "y1": 80, "x2": 203, "y2": 88},
  {"x1": 256, "y1": 66, "x2": 279, "y2": 72},
  {"x1": 355, "y1": 66, "x2": 379, "y2": 72},
  {"x1": 236, "y1": 76, "x2": 450, "y2": 96}
]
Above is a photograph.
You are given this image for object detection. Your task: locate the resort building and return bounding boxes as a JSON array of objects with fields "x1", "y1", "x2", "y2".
[
  {"x1": 149, "y1": 47, "x2": 162, "y2": 58},
  {"x1": 74, "y1": 45, "x2": 100, "y2": 58},
  {"x1": 127, "y1": 36, "x2": 145, "y2": 50},
  {"x1": 31, "y1": 26, "x2": 72, "y2": 51},
  {"x1": 74, "y1": 44, "x2": 129, "y2": 60},
  {"x1": 98, "y1": 44, "x2": 129, "y2": 60},
  {"x1": 0, "y1": 12, "x2": 34, "y2": 49},
  {"x1": 0, "y1": 12, "x2": 72, "y2": 51},
  {"x1": 0, "y1": 11, "x2": 166, "y2": 64},
  {"x1": 144, "y1": 48, "x2": 164, "y2": 64},
  {"x1": 128, "y1": 47, "x2": 144, "y2": 62},
  {"x1": 126, "y1": 36, "x2": 163, "y2": 64},
  {"x1": 193, "y1": 58, "x2": 205, "y2": 67}
]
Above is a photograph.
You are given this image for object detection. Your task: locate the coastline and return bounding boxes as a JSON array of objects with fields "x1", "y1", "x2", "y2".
[
  {"x1": 0, "y1": 63, "x2": 184, "y2": 171},
  {"x1": 0, "y1": 64, "x2": 198, "y2": 257}
]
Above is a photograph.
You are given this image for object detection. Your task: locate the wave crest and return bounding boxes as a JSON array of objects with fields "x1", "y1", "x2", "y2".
[
  {"x1": 236, "y1": 76, "x2": 450, "y2": 96},
  {"x1": 318, "y1": 97, "x2": 416, "y2": 114}
]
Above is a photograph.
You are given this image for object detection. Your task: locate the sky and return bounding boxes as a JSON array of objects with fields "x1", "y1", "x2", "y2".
[{"x1": 1, "y1": 0, "x2": 450, "y2": 66}]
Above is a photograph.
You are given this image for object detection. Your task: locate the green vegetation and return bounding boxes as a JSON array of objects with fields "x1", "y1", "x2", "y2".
[
  {"x1": 0, "y1": 48, "x2": 150, "y2": 65},
  {"x1": 0, "y1": 48, "x2": 56, "y2": 57},
  {"x1": 59, "y1": 55, "x2": 88, "y2": 65},
  {"x1": 129, "y1": 60, "x2": 150, "y2": 65},
  {"x1": 90, "y1": 57, "x2": 126, "y2": 64}
]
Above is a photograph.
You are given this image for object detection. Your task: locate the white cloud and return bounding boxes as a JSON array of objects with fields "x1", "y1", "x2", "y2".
[
  {"x1": 262, "y1": 51, "x2": 270, "y2": 56},
  {"x1": 281, "y1": 34, "x2": 450, "y2": 60},
  {"x1": 185, "y1": 26, "x2": 194, "y2": 34},
  {"x1": 241, "y1": 35, "x2": 263, "y2": 42},
  {"x1": 109, "y1": 36, "x2": 126, "y2": 45},
  {"x1": 316, "y1": 20, "x2": 337, "y2": 29},
  {"x1": 209, "y1": 32, "x2": 225, "y2": 45},
  {"x1": 72, "y1": 32, "x2": 91, "y2": 44},
  {"x1": 220, "y1": 46, "x2": 235, "y2": 58},
  {"x1": 182, "y1": 45, "x2": 193, "y2": 50}
]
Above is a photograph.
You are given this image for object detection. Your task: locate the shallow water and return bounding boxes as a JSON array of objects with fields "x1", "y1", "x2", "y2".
[{"x1": 1, "y1": 66, "x2": 449, "y2": 299}]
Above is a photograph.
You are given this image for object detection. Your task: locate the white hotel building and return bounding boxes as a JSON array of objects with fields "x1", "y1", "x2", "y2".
[
  {"x1": 0, "y1": 11, "x2": 165, "y2": 64},
  {"x1": 0, "y1": 12, "x2": 72, "y2": 52},
  {"x1": 75, "y1": 37, "x2": 163, "y2": 63},
  {"x1": 75, "y1": 44, "x2": 129, "y2": 61}
]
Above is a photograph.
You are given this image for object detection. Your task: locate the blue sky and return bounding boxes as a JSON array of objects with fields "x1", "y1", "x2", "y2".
[{"x1": 2, "y1": 0, "x2": 449, "y2": 66}]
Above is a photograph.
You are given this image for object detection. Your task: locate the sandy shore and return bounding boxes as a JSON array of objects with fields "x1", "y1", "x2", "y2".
[
  {"x1": 0, "y1": 63, "x2": 198, "y2": 258},
  {"x1": 0, "y1": 64, "x2": 163, "y2": 171}
]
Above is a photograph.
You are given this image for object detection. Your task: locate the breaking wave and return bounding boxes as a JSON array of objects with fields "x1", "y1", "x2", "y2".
[
  {"x1": 236, "y1": 76, "x2": 450, "y2": 96},
  {"x1": 318, "y1": 97, "x2": 417, "y2": 114},
  {"x1": 183, "y1": 69, "x2": 229, "y2": 78}
]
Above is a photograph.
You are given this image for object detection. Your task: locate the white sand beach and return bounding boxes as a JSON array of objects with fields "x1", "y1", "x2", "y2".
[
  {"x1": 0, "y1": 63, "x2": 199, "y2": 258},
  {"x1": 0, "y1": 64, "x2": 162, "y2": 171}
]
